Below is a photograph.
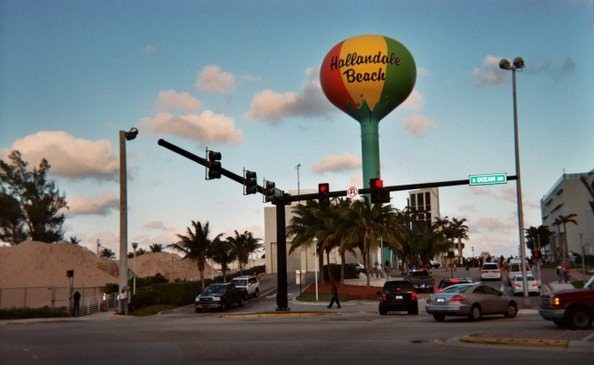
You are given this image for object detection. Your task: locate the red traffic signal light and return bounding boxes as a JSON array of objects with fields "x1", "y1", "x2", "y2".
[
  {"x1": 373, "y1": 178, "x2": 384, "y2": 189},
  {"x1": 369, "y1": 178, "x2": 390, "y2": 204},
  {"x1": 318, "y1": 183, "x2": 330, "y2": 206}
]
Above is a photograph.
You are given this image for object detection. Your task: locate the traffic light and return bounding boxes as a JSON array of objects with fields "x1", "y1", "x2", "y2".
[
  {"x1": 370, "y1": 178, "x2": 390, "y2": 204},
  {"x1": 318, "y1": 183, "x2": 330, "y2": 207},
  {"x1": 244, "y1": 170, "x2": 257, "y2": 195},
  {"x1": 207, "y1": 150, "x2": 222, "y2": 179},
  {"x1": 264, "y1": 180, "x2": 276, "y2": 202}
]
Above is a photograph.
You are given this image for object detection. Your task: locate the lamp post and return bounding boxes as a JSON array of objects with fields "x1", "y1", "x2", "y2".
[
  {"x1": 499, "y1": 57, "x2": 528, "y2": 297},
  {"x1": 313, "y1": 237, "x2": 319, "y2": 301},
  {"x1": 296, "y1": 163, "x2": 301, "y2": 195},
  {"x1": 118, "y1": 127, "x2": 138, "y2": 298}
]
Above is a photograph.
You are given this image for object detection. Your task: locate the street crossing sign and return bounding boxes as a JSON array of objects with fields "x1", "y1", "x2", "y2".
[{"x1": 469, "y1": 173, "x2": 508, "y2": 186}]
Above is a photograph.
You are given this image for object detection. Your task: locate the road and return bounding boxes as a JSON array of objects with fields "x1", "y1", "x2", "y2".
[{"x1": 2, "y1": 266, "x2": 592, "y2": 364}]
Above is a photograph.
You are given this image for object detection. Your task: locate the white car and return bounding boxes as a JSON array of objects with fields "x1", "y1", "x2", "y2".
[
  {"x1": 507, "y1": 260, "x2": 531, "y2": 284},
  {"x1": 231, "y1": 275, "x2": 260, "y2": 299},
  {"x1": 480, "y1": 262, "x2": 502, "y2": 281},
  {"x1": 510, "y1": 274, "x2": 540, "y2": 296}
]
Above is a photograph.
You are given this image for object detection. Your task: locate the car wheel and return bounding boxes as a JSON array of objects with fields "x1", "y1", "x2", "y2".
[
  {"x1": 469, "y1": 305, "x2": 482, "y2": 321},
  {"x1": 504, "y1": 302, "x2": 518, "y2": 318},
  {"x1": 195, "y1": 307, "x2": 202, "y2": 313},
  {"x1": 567, "y1": 308, "x2": 593, "y2": 330},
  {"x1": 379, "y1": 305, "x2": 387, "y2": 315},
  {"x1": 220, "y1": 302, "x2": 227, "y2": 312},
  {"x1": 255, "y1": 288, "x2": 260, "y2": 297},
  {"x1": 408, "y1": 308, "x2": 418, "y2": 315},
  {"x1": 433, "y1": 314, "x2": 445, "y2": 322}
]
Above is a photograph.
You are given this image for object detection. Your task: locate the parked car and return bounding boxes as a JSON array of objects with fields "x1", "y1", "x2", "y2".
[
  {"x1": 195, "y1": 283, "x2": 244, "y2": 312},
  {"x1": 436, "y1": 277, "x2": 474, "y2": 293},
  {"x1": 510, "y1": 273, "x2": 540, "y2": 296},
  {"x1": 539, "y1": 274, "x2": 594, "y2": 329},
  {"x1": 378, "y1": 279, "x2": 418, "y2": 315},
  {"x1": 425, "y1": 283, "x2": 518, "y2": 322},
  {"x1": 231, "y1": 275, "x2": 260, "y2": 299},
  {"x1": 430, "y1": 260, "x2": 441, "y2": 269},
  {"x1": 480, "y1": 262, "x2": 502, "y2": 281},
  {"x1": 407, "y1": 268, "x2": 435, "y2": 292},
  {"x1": 507, "y1": 259, "x2": 531, "y2": 284}
]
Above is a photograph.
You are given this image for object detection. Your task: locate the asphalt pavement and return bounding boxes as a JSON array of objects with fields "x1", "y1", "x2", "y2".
[{"x1": 2, "y1": 266, "x2": 593, "y2": 352}]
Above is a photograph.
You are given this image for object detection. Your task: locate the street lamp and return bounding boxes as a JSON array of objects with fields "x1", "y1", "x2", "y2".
[
  {"x1": 118, "y1": 127, "x2": 138, "y2": 298},
  {"x1": 499, "y1": 57, "x2": 528, "y2": 297}
]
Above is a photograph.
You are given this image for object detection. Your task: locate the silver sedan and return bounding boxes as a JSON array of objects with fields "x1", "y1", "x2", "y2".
[{"x1": 425, "y1": 283, "x2": 518, "y2": 322}]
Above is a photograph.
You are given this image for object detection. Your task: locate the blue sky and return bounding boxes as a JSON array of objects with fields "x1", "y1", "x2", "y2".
[{"x1": 1, "y1": 0, "x2": 593, "y2": 258}]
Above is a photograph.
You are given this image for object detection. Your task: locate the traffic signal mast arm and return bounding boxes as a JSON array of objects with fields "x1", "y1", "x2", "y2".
[
  {"x1": 158, "y1": 139, "x2": 517, "y2": 202},
  {"x1": 158, "y1": 139, "x2": 265, "y2": 195}
]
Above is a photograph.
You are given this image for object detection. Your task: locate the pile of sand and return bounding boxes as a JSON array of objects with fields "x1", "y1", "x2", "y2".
[{"x1": 0, "y1": 241, "x2": 212, "y2": 289}]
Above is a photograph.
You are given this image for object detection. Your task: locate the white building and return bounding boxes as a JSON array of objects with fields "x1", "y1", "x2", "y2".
[{"x1": 540, "y1": 171, "x2": 594, "y2": 262}]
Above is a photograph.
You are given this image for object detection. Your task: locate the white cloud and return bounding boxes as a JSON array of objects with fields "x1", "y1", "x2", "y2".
[
  {"x1": 313, "y1": 152, "x2": 361, "y2": 173},
  {"x1": 245, "y1": 67, "x2": 334, "y2": 123},
  {"x1": 140, "y1": 111, "x2": 243, "y2": 144},
  {"x1": 400, "y1": 89, "x2": 425, "y2": 110},
  {"x1": 401, "y1": 113, "x2": 436, "y2": 137},
  {"x1": 1, "y1": 131, "x2": 118, "y2": 180},
  {"x1": 472, "y1": 55, "x2": 507, "y2": 85},
  {"x1": 156, "y1": 90, "x2": 201, "y2": 113},
  {"x1": 195, "y1": 65, "x2": 236, "y2": 94},
  {"x1": 65, "y1": 193, "x2": 119, "y2": 216}
]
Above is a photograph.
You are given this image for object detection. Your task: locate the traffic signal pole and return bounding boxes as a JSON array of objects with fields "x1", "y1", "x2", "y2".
[{"x1": 158, "y1": 139, "x2": 518, "y2": 311}]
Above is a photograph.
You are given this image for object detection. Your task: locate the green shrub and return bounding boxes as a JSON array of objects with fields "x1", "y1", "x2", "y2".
[{"x1": 0, "y1": 306, "x2": 68, "y2": 320}]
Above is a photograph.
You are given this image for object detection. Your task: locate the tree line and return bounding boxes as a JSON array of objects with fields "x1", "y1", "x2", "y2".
[{"x1": 286, "y1": 197, "x2": 469, "y2": 286}]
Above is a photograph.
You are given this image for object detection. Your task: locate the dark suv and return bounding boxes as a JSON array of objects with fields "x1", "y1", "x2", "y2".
[
  {"x1": 195, "y1": 283, "x2": 244, "y2": 312},
  {"x1": 378, "y1": 279, "x2": 418, "y2": 315}
]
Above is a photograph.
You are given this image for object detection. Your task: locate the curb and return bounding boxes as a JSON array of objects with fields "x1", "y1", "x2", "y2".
[
  {"x1": 460, "y1": 334, "x2": 569, "y2": 348},
  {"x1": 222, "y1": 311, "x2": 338, "y2": 319}
]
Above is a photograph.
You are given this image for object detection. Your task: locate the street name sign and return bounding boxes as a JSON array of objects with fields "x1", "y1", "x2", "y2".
[{"x1": 469, "y1": 173, "x2": 508, "y2": 186}]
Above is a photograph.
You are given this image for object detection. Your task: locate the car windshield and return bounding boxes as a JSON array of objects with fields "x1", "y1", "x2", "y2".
[
  {"x1": 233, "y1": 279, "x2": 247, "y2": 286},
  {"x1": 203, "y1": 285, "x2": 226, "y2": 295},
  {"x1": 513, "y1": 275, "x2": 535, "y2": 281},
  {"x1": 440, "y1": 284, "x2": 473, "y2": 294}
]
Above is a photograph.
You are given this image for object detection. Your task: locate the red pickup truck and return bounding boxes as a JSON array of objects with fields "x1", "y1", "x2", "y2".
[{"x1": 538, "y1": 274, "x2": 594, "y2": 329}]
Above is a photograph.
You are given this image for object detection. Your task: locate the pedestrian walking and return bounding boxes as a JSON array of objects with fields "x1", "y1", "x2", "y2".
[
  {"x1": 73, "y1": 291, "x2": 81, "y2": 317},
  {"x1": 562, "y1": 262, "x2": 570, "y2": 283},
  {"x1": 327, "y1": 282, "x2": 341, "y2": 309}
]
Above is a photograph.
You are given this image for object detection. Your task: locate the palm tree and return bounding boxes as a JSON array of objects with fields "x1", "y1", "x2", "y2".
[
  {"x1": 341, "y1": 197, "x2": 403, "y2": 286},
  {"x1": 149, "y1": 243, "x2": 164, "y2": 253},
  {"x1": 557, "y1": 213, "x2": 578, "y2": 263},
  {"x1": 209, "y1": 239, "x2": 236, "y2": 282},
  {"x1": 449, "y1": 218, "x2": 468, "y2": 265},
  {"x1": 100, "y1": 247, "x2": 115, "y2": 259},
  {"x1": 525, "y1": 225, "x2": 552, "y2": 258},
  {"x1": 287, "y1": 199, "x2": 329, "y2": 284},
  {"x1": 169, "y1": 220, "x2": 222, "y2": 289},
  {"x1": 227, "y1": 230, "x2": 262, "y2": 274}
]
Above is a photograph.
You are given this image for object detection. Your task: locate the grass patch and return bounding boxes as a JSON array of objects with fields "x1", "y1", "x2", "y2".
[{"x1": 130, "y1": 304, "x2": 180, "y2": 317}]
